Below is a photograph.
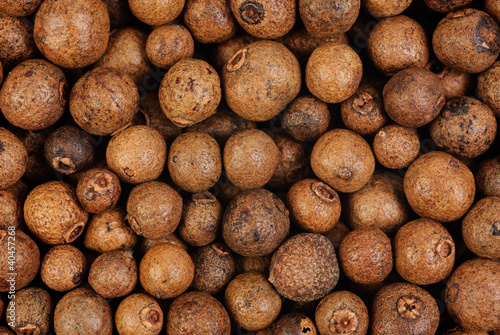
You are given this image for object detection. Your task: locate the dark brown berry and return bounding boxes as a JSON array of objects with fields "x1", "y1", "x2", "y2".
[
  {"x1": 184, "y1": 0, "x2": 237, "y2": 43},
  {"x1": 146, "y1": 25, "x2": 194, "y2": 70},
  {"x1": 0, "y1": 13, "x2": 37, "y2": 68},
  {"x1": 41, "y1": 244, "x2": 86, "y2": 292},
  {"x1": 268, "y1": 133, "x2": 308, "y2": 190},
  {"x1": 10, "y1": 287, "x2": 52, "y2": 335},
  {"x1": 282, "y1": 95, "x2": 331, "y2": 142},
  {"x1": 475, "y1": 156, "x2": 500, "y2": 197}
]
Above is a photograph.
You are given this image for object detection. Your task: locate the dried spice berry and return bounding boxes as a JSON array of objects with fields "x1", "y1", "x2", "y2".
[
  {"x1": 184, "y1": 0, "x2": 237, "y2": 43},
  {"x1": 102, "y1": 0, "x2": 133, "y2": 28},
  {"x1": 212, "y1": 33, "x2": 258, "y2": 71},
  {"x1": 10, "y1": 287, "x2": 52, "y2": 335},
  {"x1": 41, "y1": 244, "x2": 86, "y2": 292},
  {"x1": 15, "y1": 128, "x2": 53, "y2": 182},
  {"x1": 426, "y1": 60, "x2": 475, "y2": 99},
  {"x1": 0, "y1": 127, "x2": 28, "y2": 189},
  {"x1": 146, "y1": 24, "x2": 194, "y2": 70},
  {"x1": 477, "y1": 61, "x2": 500, "y2": 118},
  {"x1": 138, "y1": 233, "x2": 188, "y2": 256},
  {"x1": 274, "y1": 313, "x2": 318, "y2": 335},
  {"x1": 424, "y1": 0, "x2": 474, "y2": 12},
  {"x1": 0, "y1": 0, "x2": 42, "y2": 17},
  {"x1": 363, "y1": 0, "x2": 412, "y2": 17},
  {"x1": 0, "y1": 13, "x2": 37, "y2": 68},
  {"x1": 128, "y1": 0, "x2": 185, "y2": 26},
  {"x1": 0, "y1": 180, "x2": 28, "y2": 230},
  {"x1": 373, "y1": 125, "x2": 420, "y2": 170},
  {"x1": 115, "y1": 293, "x2": 163, "y2": 335},
  {"x1": 76, "y1": 168, "x2": 121, "y2": 214},
  {"x1": 475, "y1": 156, "x2": 500, "y2": 197}
]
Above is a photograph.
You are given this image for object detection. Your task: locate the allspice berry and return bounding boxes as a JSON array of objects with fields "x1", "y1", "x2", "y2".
[
  {"x1": 445, "y1": 258, "x2": 500, "y2": 331},
  {"x1": 138, "y1": 233, "x2": 188, "y2": 256},
  {"x1": 404, "y1": 151, "x2": 475, "y2": 222},
  {"x1": 268, "y1": 133, "x2": 308, "y2": 190},
  {"x1": 274, "y1": 313, "x2": 318, "y2": 335},
  {"x1": 128, "y1": 0, "x2": 185, "y2": 26},
  {"x1": 70, "y1": 67, "x2": 139, "y2": 136},
  {"x1": 478, "y1": 61, "x2": 500, "y2": 118},
  {"x1": 168, "y1": 132, "x2": 222, "y2": 193},
  {"x1": 306, "y1": 42, "x2": 362, "y2": 104},
  {"x1": 167, "y1": 291, "x2": 231, "y2": 335},
  {"x1": 475, "y1": 156, "x2": 500, "y2": 197},
  {"x1": 462, "y1": 196, "x2": 500, "y2": 260},
  {"x1": 432, "y1": 8, "x2": 500, "y2": 73},
  {"x1": 0, "y1": 13, "x2": 37, "y2": 68},
  {"x1": 287, "y1": 179, "x2": 342, "y2": 233},
  {"x1": 15, "y1": 128, "x2": 53, "y2": 182},
  {"x1": 159, "y1": 58, "x2": 220, "y2": 127},
  {"x1": 486, "y1": 0, "x2": 500, "y2": 22},
  {"x1": 339, "y1": 227, "x2": 393, "y2": 285},
  {"x1": 394, "y1": 218, "x2": 455, "y2": 285},
  {"x1": 363, "y1": 0, "x2": 412, "y2": 17},
  {"x1": 222, "y1": 40, "x2": 301, "y2": 121},
  {"x1": 426, "y1": 60, "x2": 474, "y2": 99},
  {"x1": 106, "y1": 125, "x2": 167, "y2": 184},
  {"x1": 424, "y1": 0, "x2": 473, "y2": 12},
  {"x1": 102, "y1": 0, "x2": 134, "y2": 28},
  {"x1": 230, "y1": 0, "x2": 295, "y2": 39},
  {"x1": 10, "y1": 287, "x2": 52, "y2": 335},
  {"x1": 368, "y1": 16, "x2": 429, "y2": 75},
  {"x1": 383, "y1": 67, "x2": 445, "y2": 128},
  {"x1": 44, "y1": 125, "x2": 95, "y2": 175},
  {"x1": 0, "y1": 230, "x2": 39, "y2": 292},
  {"x1": 183, "y1": 0, "x2": 237, "y2": 43},
  {"x1": 212, "y1": 33, "x2": 258, "y2": 71},
  {"x1": 430, "y1": 96, "x2": 497, "y2": 158},
  {"x1": 41, "y1": 244, "x2": 86, "y2": 292},
  {"x1": 269, "y1": 233, "x2": 339, "y2": 302},
  {"x1": 140, "y1": 89, "x2": 182, "y2": 143},
  {"x1": 373, "y1": 125, "x2": 420, "y2": 170},
  {"x1": 76, "y1": 168, "x2": 121, "y2": 214},
  {"x1": 223, "y1": 129, "x2": 280, "y2": 190},
  {"x1": 34, "y1": 0, "x2": 110, "y2": 69},
  {"x1": 311, "y1": 128, "x2": 375, "y2": 193},
  {"x1": 222, "y1": 188, "x2": 290, "y2": 257},
  {"x1": 24, "y1": 181, "x2": 89, "y2": 244},
  {"x1": 323, "y1": 221, "x2": 351, "y2": 250},
  {"x1": 315, "y1": 291, "x2": 369, "y2": 335},
  {"x1": 0, "y1": 180, "x2": 28, "y2": 230},
  {"x1": 115, "y1": 293, "x2": 163, "y2": 335},
  {"x1": 299, "y1": 0, "x2": 360, "y2": 38},
  {"x1": 443, "y1": 327, "x2": 489, "y2": 335},
  {"x1": 0, "y1": 128, "x2": 27, "y2": 189},
  {"x1": 0, "y1": 326, "x2": 14, "y2": 335},
  {"x1": 179, "y1": 192, "x2": 222, "y2": 247},
  {"x1": 0, "y1": 0, "x2": 42, "y2": 17},
  {"x1": 146, "y1": 24, "x2": 194, "y2": 69},
  {"x1": 371, "y1": 283, "x2": 440, "y2": 335},
  {"x1": 54, "y1": 287, "x2": 113, "y2": 335},
  {"x1": 88, "y1": 250, "x2": 137, "y2": 298},
  {"x1": 0, "y1": 59, "x2": 67, "y2": 130},
  {"x1": 225, "y1": 272, "x2": 281, "y2": 331},
  {"x1": 139, "y1": 243, "x2": 194, "y2": 299}
]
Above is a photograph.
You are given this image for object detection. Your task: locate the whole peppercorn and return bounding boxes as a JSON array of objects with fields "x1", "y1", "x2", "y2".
[
  {"x1": 146, "y1": 25, "x2": 194, "y2": 70},
  {"x1": 0, "y1": 230, "x2": 39, "y2": 292},
  {"x1": 24, "y1": 181, "x2": 89, "y2": 244},
  {"x1": 363, "y1": 0, "x2": 412, "y2": 17},
  {"x1": 432, "y1": 8, "x2": 500, "y2": 73},
  {"x1": 54, "y1": 287, "x2": 113, "y2": 335},
  {"x1": 230, "y1": 0, "x2": 295, "y2": 39},
  {"x1": 269, "y1": 233, "x2": 339, "y2": 302},
  {"x1": 76, "y1": 168, "x2": 121, "y2": 214},
  {"x1": 0, "y1": 13, "x2": 37, "y2": 68},
  {"x1": 225, "y1": 272, "x2": 281, "y2": 331},
  {"x1": 34, "y1": 0, "x2": 110, "y2": 69},
  {"x1": 212, "y1": 33, "x2": 258, "y2": 71},
  {"x1": 15, "y1": 128, "x2": 53, "y2": 182},
  {"x1": 315, "y1": 291, "x2": 369, "y2": 335},
  {"x1": 0, "y1": 128, "x2": 28, "y2": 189},
  {"x1": 41, "y1": 244, "x2": 86, "y2": 292},
  {"x1": 0, "y1": 180, "x2": 28, "y2": 230},
  {"x1": 268, "y1": 133, "x2": 308, "y2": 190},
  {"x1": 477, "y1": 61, "x2": 500, "y2": 118},
  {"x1": 311, "y1": 128, "x2": 375, "y2": 193},
  {"x1": 475, "y1": 156, "x2": 500, "y2": 197},
  {"x1": 0, "y1": 59, "x2": 67, "y2": 131},
  {"x1": 9, "y1": 287, "x2": 52, "y2": 335},
  {"x1": 371, "y1": 283, "x2": 440, "y2": 335},
  {"x1": 128, "y1": 0, "x2": 185, "y2": 26},
  {"x1": 184, "y1": 0, "x2": 237, "y2": 43},
  {"x1": 222, "y1": 40, "x2": 301, "y2": 121},
  {"x1": 0, "y1": 0, "x2": 42, "y2": 17},
  {"x1": 445, "y1": 258, "x2": 500, "y2": 331},
  {"x1": 222, "y1": 188, "x2": 290, "y2": 257},
  {"x1": 426, "y1": 60, "x2": 475, "y2": 99},
  {"x1": 404, "y1": 151, "x2": 475, "y2": 222},
  {"x1": 306, "y1": 42, "x2": 362, "y2": 104},
  {"x1": 70, "y1": 67, "x2": 139, "y2": 136},
  {"x1": 373, "y1": 125, "x2": 420, "y2": 170},
  {"x1": 274, "y1": 313, "x2": 318, "y2": 335},
  {"x1": 115, "y1": 293, "x2": 163, "y2": 335}
]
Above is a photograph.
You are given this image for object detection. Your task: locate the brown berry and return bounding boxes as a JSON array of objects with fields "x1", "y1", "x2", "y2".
[
  {"x1": 0, "y1": 0, "x2": 42, "y2": 17},
  {"x1": 363, "y1": 0, "x2": 412, "y2": 17},
  {"x1": 322, "y1": 221, "x2": 351, "y2": 250},
  {"x1": 426, "y1": 60, "x2": 475, "y2": 99},
  {"x1": 475, "y1": 156, "x2": 500, "y2": 197},
  {"x1": 274, "y1": 313, "x2": 318, "y2": 335},
  {"x1": 76, "y1": 168, "x2": 121, "y2": 214},
  {"x1": 115, "y1": 293, "x2": 163, "y2": 335},
  {"x1": 41, "y1": 244, "x2": 86, "y2": 292},
  {"x1": 0, "y1": 128, "x2": 27, "y2": 189},
  {"x1": 0, "y1": 13, "x2": 37, "y2": 68},
  {"x1": 0, "y1": 180, "x2": 28, "y2": 230},
  {"x1": 268, "y1": 133, "x2": 308, "y2": 190},
  {"x1": 212, "y1": 33, "x2": 258, "y2": 71},
  {"x1": 146, "y1": 24, "x2": 194, "y2": 70},
  {"x1": 129, "y1": 0, "x2": 185, "y2": 26},
  {"x1": 424, "y1": 0, "x2": 473, "y2": 12},
  {"x1": 283, "y1": 95, "x2": 331, "y2": 142},
  {"x1": 138, "y1": 233, "x2": 188, "y2": 256},
  {"x1": 373, "y1": 125, "x2": 420, "y2": 170},
  {"x1": 14, "y1": 128, "x2": 53, "y2": 182},
  {"x1": 184, "y1": 0, "x2": 237, "y2": 43},
  {"x1": 477, "y1": 61, "x2": 500, "y2": 118},
  {"x1": 102, "y1": 0, "x2": 133, "y2": 28},
  {"x1": 10, "y1": 287, "x2": 52, "y2": 335}
]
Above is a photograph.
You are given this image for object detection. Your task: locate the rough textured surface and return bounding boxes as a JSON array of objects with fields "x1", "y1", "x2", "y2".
[
  {"x1": 231, "y1": 0, "x2": 295, "y2": 39},
  {"x1": 383, "y1": 67, "x2": 445, "y2": 128},
  {"x1": 138, "y1": 233, "x2": 188, "y2": 256},
  {"x1": 432, "y1": 8, "x2": 500, "y2": 73},
  {"x1": 168, "y1": 132, "x2": 222, "y2": 193},
  {"x1": 363, "y1": 0, "x2": 412, "y2": 17},
  {"x1": 323, "y1": 221, "x2": 351, "y2": 250},
  {"x1": 106, "y1": 125, "x2": 167, "y2": 184},
  {"x1": 34, "y1": 0, "x2": 110, "y2": 69},
  {"x1": 445, "y1": 258, "x2": 500, "y2": 331},
  {"x1": 129, "y1": 0, "x2": 185, "y2": 25},
  {"x1": 311, "y1": 128, "x2": 375, "y2": 193},
  {"x1": 442, "y1": 327, "x2": 489, "y2": 335},
  {"x1": 76, "y1": 168, "x2": 121, "y2": 214},
  {"x1": 0, "y1": 0, "x2": 42, "y2": 17},
  {"x1": 179, "y1": 192, "x2": 222, "y2": 247},
  {"x1": 126, "y1": 181, "x2": 182, "y2": 240},
  {"x1": 184, "y1": 0, "x2": 237, "y2": 43},
  {"x1": 274, "y1": 313, "x2": 317, "y2": 335},
  {"x1": 283, "y1": 95, "x2": 330, "y2": 142},
  {"x1": 15, "y1": 128, "x2": 53, "y2": 182},
  {"x1": 10, "y1": 287, "x2": 52, "y2": 335},
  {"x1": 0, "y1": 59, "x2": 67, "y2": 130},
  {"x1": 315, "y1": 291, "x2": 369, "y2": 335},
  {"x1": 478, "y1": 61, "x2": 500, "y2": 118},
  {"x1": 306, "y1": 42, "x2": 362, "y2": 104},
  {"x1": 225, "y1": 272, "x2": 281, "y2": 331},
  {"x1": 159, "y1": 58, "x2": 220, "y2": 127},
  {"x1": 223, "y1": 129, "x2": 280, "y2": 190},
  {"x1": 287, "y1": 178, "x2": 341, "y2": 233},
  {"x1": 345, "y1": 171, "x2": 410, "y2": 234},
  {"x1": 146, "y1": 25, "x2": 194, "y2": 70},
  {"x1": 41, "y1": 244, "x2": 86, "y2": 292},
  {"x1": 54, "y1": 287, "x2": 113, "y2": 335},
  {"x1": 462, "y1": 196, "x2": 500, "y2": 260},
  {"x1": 371, "y1": 283, "x2": 440, "y2": 335},
  {"x1": 24, "y1": 181, "x2": 89, "y2": 245},
  {"x1": 70, "y1": 67, "x2": 139, "y2": 136},
  {"x1": 0, "y1": 13, "x2": 37, "y2": 68},
  {"x1": 235, "y1": 254, "x2": 271, "y2": 275},
  {"x1": 368, "y1": 16, "x2": 429, "y2": 75},
  {"x1": 475, "y1": 156, "x2": 500, "y2": 196},
  {"x1": 139, "y1": 243, "x2": 194, "y2": 299},
  {"x1": 486, "y1": 0, "x2": 500, "y2": 22},
  {"x1": 430, "y1": 96, "x2": 497, "y2": 158},
  {"x1": 299, "y1": 0, "x2": 359, "y2": 38},
  {"x1": 222, "y1": 188, "x2": 290, "y2": 257},
  {"x1": 425, "y1": 0, "x2": 475, "y2": 13},
  {"x1": 269, "y1": 233, "x2": 339, "y2": 302},
  {"x1": 102, "y1": 0, "x2": 133, "y2": 27},
  {"x1": 222, "y1": 40, "x2": 301, "y2": 121},
  {"x1": 213, "y1": 33, "x2": 258, "y2": 71},
  {"x1": 404, "y1": 151, "x2": 475, "y2": 222},
  {"x1": 373, "y1": 125, "x2": 420, "y2": 169},
  {"x1": 0, "y1": 180, "x2": 28, "y2": 230},
  {"x1": 394, "y1": 218, "x2": 455, "y2": 285},
  {"x1": 0, "y1": 128, "x2": 27, "y2": 189},
  {"x1": 426, "y1": 60, "x2": 474, "y2": 99},
  {"x1": 115, "y1": 293, "x2": 163, "y2": 335},
  {"x1": 84, "y1": 207, "x2": 137, "y2": 253},
  {"x1": 0, "y1": 230, "x2": 39, "y2": 292},
  {"x1": 0, "y1": 326, "x2": 14, "y2": 335}
]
